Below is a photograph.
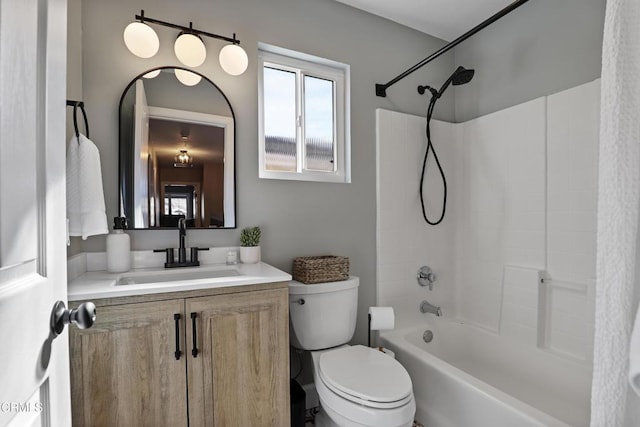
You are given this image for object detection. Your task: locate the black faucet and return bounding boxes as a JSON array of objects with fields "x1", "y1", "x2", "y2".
[
  {"x1": 154, "y1": 218, "x2": 209, "y2": 268},
  {"x1": 178, "y1": 218, "x2": 187, "y2": 264}
]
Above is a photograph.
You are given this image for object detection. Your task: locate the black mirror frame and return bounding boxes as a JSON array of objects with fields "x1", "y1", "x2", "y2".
[{"x1": 117, "y1": 66, "x2": 237, "y2": 230}]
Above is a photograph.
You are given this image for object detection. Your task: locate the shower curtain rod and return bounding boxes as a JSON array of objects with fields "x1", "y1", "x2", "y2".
[{"x1": 375, "y1": 0, "x2": 530, "y2": 97}]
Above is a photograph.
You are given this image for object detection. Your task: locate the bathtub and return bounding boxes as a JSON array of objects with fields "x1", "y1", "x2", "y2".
[{"x1": 379, "y1": 320, "x2": 592, "y2": 427}]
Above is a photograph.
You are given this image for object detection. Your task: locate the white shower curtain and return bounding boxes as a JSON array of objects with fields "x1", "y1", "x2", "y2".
[{"x1": 591, "y1": 0, "x2": 640, "y2": 425}]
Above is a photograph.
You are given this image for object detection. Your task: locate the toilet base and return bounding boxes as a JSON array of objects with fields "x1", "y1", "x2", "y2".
[
  {"x1": 314, "y1": 408, "x2": 337, "y2": 427},
  {"x1": 315, "y1": 403, "x2": 414, "y2": 427}
]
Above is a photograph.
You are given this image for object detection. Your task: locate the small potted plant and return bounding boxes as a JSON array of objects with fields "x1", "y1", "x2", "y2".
[{"x1": 239, "y1": 226, "x2": 261, "y2": 264}]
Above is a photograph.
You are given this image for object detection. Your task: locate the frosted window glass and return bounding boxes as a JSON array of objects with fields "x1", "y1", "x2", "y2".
[
  {"x1": 304, "y1": 75, "x2": 334, "y2": 172},
  {"x1": 264, "y1": 67, "x2": 297, "y2": 171}
]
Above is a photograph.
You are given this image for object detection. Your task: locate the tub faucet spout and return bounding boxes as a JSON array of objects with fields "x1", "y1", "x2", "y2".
[{"x1": 420, "y1": 300, "x2": 442, "y2": 317}]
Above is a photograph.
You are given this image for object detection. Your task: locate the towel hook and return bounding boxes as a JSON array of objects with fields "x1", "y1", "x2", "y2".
[{"x1": 66, "y1": 100, "x2": 90, "y2": 141}]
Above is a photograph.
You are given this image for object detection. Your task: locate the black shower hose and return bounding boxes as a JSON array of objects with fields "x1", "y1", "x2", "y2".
[{"x1": 419, "y1": 96, "x2": 447, "y2": 225}]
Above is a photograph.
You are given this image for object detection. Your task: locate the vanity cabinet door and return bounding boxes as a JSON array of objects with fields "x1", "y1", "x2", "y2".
[
  {"x1": 69, "y1": 299, "x2": 188, "y2": 427},
  {"x1": 186, "y1": 288, "x2": 290, "y2": 427}
]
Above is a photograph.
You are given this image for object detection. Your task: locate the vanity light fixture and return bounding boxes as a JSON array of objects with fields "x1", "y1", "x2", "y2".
[
  {"x1": 123, "y1": 20, "x2": 159, "y2": 58},
  {"x1": 174, "y1": 31, "x2": 207, "y2": 67},
  {"x1": 124, "y1": 10, "x2": 248, "y2": 76},
  {"x1": 219, "y1": 44, "x2": 249, "y2": 76}
]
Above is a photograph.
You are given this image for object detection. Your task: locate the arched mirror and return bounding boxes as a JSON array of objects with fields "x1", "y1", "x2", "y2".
[{"x1": 119, "y1": 67, "x2": 235, "y2": 229}]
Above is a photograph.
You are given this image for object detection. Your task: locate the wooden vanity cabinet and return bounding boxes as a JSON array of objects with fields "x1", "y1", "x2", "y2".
[
  {"x1": 69, "y1": 298, "x2": 188, "y2": 426},
  {"x1": 69, "y1": 284, "x2": 290, "y2": 427}
]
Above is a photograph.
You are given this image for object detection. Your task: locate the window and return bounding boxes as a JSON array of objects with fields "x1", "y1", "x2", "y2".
[{"x1": 258, "y1": 44, "x2": 350, "y2": 183}]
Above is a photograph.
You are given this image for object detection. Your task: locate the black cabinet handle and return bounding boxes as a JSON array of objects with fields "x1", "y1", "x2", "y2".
[
  {"x1": 174, "y1": 313, "x2": 182, "y2": 360},
  {"x1": 191, "y1": 312, "x2": 198, "y2": 357}
]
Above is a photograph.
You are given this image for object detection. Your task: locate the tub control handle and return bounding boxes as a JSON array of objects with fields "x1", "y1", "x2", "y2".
[{"x1": 417, "y1": 266, "x2": 436, "y2": 290}]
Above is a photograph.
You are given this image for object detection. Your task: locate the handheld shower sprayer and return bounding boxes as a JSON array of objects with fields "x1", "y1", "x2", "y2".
[{"x1": 417, "y1": 66, "x2": 475, "y2": 226}]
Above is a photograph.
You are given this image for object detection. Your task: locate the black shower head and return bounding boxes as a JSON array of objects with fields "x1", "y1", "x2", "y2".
[
  {"x1": 438, "y1": 66, "x2": 474, "y2": 96},
  {"x1": 451, "y1": 66, "x2": 475, "y2": 86},
  {"x1": 417, "y1": 66, "x2": 475, "y2": 99}
]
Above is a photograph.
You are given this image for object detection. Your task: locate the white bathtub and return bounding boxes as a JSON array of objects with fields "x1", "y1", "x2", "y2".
[{"x1": 379, "y1": 320, "x2": 592, "y2": 427}]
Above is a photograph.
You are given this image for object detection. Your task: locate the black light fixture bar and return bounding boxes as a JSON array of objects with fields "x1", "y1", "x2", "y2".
[
  {"x1": 135, "y1": 9, "x2": 240, "y2": 45},
  {"x1": 375, "y1": 0, "x2": 530, "y2": 97}
]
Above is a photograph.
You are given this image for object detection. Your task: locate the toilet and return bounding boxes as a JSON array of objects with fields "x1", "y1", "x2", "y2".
[{"x1": 289, "y1": 277, "x2": 416, "y2": 427}]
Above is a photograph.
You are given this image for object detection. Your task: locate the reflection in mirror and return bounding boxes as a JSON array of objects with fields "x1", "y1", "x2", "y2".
[{"x1": 119, "y1": 67, "x2": 235, "y2": 229}]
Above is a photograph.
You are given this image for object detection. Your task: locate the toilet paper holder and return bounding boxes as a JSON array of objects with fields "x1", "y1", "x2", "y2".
[{"x1": 367, "y1": 306, "x2": 395, "y2": 347}]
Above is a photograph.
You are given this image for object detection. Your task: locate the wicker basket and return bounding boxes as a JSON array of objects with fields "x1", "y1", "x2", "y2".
[{"x1": 292, "y1": 255, "x2": 349, "y2": 284}]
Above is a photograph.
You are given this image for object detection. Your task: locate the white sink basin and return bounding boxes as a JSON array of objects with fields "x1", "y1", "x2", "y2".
[{"x1": 115, "y1": 268, "x2": 242, "y2": 286}]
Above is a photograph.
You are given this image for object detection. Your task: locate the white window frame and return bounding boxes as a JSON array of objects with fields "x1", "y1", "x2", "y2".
[{"x1": 258, "y1": 44, "x2": 351, "y2": 183}]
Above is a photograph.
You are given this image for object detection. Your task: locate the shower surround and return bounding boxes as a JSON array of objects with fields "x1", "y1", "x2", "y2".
[{"x1": 376, "y1": 79, "x2": 600, "y2": 424}]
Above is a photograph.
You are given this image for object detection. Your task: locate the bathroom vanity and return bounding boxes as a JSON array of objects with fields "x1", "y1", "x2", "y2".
[{"x1": 67, "y1": 261, "x2": 291, "y2": 426}]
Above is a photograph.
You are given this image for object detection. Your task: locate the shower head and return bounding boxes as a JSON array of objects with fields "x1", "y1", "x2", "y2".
[
  {"x1": 439, "y1": 66, "x2": 474, "y2": 96},
  {"x1": 418, "y1": 66, "x2": 475, "y2": 99},
  {"x1": 451, "y1": 66, "x2": 475, "y2": 86}
]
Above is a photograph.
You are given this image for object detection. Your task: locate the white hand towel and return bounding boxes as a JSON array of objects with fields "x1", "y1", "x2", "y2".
[
  {"x1": 629, "y1": 303, "x2": 640, "y2": 396},
  {"x1": 66, "y1": 134, "x2": 109, "y2": 240}
]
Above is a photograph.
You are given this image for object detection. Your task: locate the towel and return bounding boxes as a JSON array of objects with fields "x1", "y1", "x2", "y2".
[
  {"x1": 591, "y1": 0, "x2": 640, "y2": 423},
  {"x1": 66, "y1": 133, "x2": 109, "y2": 240},
  {"x1": 630, "y1": 303, "x2": 640, "y2": 396}
]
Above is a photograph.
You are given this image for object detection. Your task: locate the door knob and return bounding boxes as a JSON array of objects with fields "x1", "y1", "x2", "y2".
[{"x1": 50, "y1": 300, "x2": 96, "y2": 337}]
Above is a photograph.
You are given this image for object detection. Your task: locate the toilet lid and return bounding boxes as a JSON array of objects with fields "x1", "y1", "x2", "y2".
[{"x1": 318, "y1": 345, "x2": 412, "y2": 405}]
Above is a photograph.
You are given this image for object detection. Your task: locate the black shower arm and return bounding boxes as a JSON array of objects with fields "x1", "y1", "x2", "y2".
[{"x1": 375, "y1": 0, "x2": 530, "y2": 97}]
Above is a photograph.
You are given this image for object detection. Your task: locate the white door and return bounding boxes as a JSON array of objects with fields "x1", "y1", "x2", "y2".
[
  {"x1": 134, "y1": 80, "x2": 150, "y2": 228},
  {"x1": 0, "y1": 0, "x2": 71, "y2": 426}
]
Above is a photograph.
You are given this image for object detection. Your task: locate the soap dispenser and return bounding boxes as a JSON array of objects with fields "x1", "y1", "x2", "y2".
[{"x1": 107, "y1": 217, "x2": 131, "y2": 273}]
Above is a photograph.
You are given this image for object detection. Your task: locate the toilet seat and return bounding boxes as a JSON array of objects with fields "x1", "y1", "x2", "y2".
[{"x1": 318, "y1": 345, "x2": 413, "y2": 409}]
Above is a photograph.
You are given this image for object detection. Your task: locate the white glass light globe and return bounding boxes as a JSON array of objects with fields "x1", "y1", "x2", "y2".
[
  {"x1": 143, "y1": 69, "x2": 161, "y2": 79},
  {"x1": 174, "y1": 69, "x2": 202, "y2": 86},
  {"x1": 219, "y1": 44, "x2": 248, "y2": 76},
  {"x1": 123, "y1": 22, "x2": 159, "y2": 59},
  {"x1": 174, "y1": 33, "x2": 207, "y2": 67}
]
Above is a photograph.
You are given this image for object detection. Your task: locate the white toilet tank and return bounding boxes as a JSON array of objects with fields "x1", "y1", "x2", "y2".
[{"x1": 288, "y1": 277, "x2": 359, "y2": 350}]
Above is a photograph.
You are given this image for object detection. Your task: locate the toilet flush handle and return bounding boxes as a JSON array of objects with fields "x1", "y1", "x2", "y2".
[{"x1": 291, "y1": 298, "x2": 305, "y2": 305}]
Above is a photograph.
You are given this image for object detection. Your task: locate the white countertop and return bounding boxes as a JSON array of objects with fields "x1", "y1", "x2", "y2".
[{"x1": 68, "y1": 262, "x2": 292, "y2": 301}]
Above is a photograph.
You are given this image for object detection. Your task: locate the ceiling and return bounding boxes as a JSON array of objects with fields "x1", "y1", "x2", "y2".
[
  {"x1": 335, "y1": 0, "x2": 515, "y2": 41},
  {"x1": 149, "y1": 119, "x2": 225, "y2": 167}
]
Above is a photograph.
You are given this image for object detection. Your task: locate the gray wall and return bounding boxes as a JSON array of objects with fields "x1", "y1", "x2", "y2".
[
  {"x1": 76, "y1": 0, "x2": 455, "y2": 345},
  {"x1": 453, "y1": 0, "x2": 605, "y2": 122}
]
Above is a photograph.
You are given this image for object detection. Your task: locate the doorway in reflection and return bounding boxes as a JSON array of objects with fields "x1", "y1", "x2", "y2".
[{"x1": 148, "y1": 118, "x2": 225, "y2": 228}]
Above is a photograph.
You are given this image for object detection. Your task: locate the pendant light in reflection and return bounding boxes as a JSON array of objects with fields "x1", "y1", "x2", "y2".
[{"x1": 174, "y1": 69, "x2": 202, "y2": 86}]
